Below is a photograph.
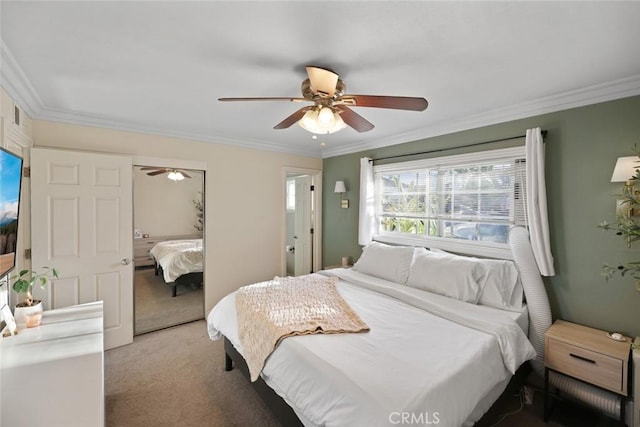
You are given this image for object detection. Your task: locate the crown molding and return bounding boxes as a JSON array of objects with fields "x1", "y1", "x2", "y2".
[
  {"x1": 35, "y1": 106, "x2": 322, "y2": 158},
  {"x1": 0, "y1": 40, "x2": 43, "y2": 119},
  {"x1": 321, "y1": 73, "x2": 640, "y2": 158}
]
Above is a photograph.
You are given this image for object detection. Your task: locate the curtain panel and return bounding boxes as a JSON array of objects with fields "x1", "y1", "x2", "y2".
[
  {"x1": 525, "y1": 127, "x2": 555, "y2": 276},
  {"x1": 358, "y1": 157, "x2": 375, "y2": 245}
]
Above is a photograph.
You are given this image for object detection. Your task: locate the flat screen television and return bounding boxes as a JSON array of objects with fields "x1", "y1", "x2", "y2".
[{"x1": 0, "y1": 146, "x2": 23, "y2": 279}]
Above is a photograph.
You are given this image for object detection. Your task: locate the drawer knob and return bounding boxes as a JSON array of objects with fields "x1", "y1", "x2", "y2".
[{"x1": 569, "y1": 353, "x2": 596, "y2": 364}]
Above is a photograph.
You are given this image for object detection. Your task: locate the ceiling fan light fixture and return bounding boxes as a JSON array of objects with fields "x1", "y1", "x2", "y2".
[
  {"x1": 220, "y1": 65, "x2": 427, "y2": 134},
  {"x1": 167, "y1": 170, "x2": 185, "y2": 181},
  {"x1": 298, "y1": 107, "x2": 346, "y2": 135},
  {"x1": 299, "y1": 108, "x2": 318, "y2": 129},
  {"x1": 331, "y1": 113, "x2": 346, "y2": 133},
  {"x1": 318, "y1": 106, "x2": 335, "y2": 125}
]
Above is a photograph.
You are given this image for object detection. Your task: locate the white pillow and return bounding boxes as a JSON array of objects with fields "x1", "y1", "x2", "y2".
[
  {"x1": 430, "y1": 248, "x2": 523, "y2": 311},
  {"x1": 405, "y1": 249, "x2": 484, "y2": 303},
  {"x1": 352, "y1": 242, "x2": 416, "y2": 284},
  {"x1": 475, "y1": 258, "x2": 523, "y2": 312}
]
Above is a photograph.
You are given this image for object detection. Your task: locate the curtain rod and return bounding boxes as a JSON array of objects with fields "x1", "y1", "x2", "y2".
[{"x1": 371, "y1": 130, "x2": 548, "y2": 163}]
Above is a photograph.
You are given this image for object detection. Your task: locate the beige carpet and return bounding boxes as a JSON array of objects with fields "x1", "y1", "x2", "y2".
[
  {"x1": 105, "y1": 320, "x2": 280, "y2": 427},
  {"x1": 135, "y1": 267, "x2": 204, "y2": 334},
  {"x1": 106, "y1": 320, "x2": 620, "y2": 427}
]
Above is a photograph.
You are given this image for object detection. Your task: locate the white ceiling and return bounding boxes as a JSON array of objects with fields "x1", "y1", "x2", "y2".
[{"x1": 2, "y1": 1, "x2": 640, "y2": 158}]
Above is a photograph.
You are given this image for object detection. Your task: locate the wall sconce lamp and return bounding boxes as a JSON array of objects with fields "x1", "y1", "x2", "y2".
[
  {"x1": 611, "y1": 156, "x2": 640, "y2": 217},
  {"x1": 334, "y1": 180, "x2": 349, "y2": 209}
]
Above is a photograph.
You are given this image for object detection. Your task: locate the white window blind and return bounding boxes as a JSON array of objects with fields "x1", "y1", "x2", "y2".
[{"x1": 373, "y1": 146, "x2": 526, "y2": 249}]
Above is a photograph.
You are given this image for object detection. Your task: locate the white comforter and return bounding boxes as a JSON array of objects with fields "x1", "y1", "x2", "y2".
[
  {"x1": 150, "y1": 239, "x2": 203, "y2": 282},
  {"x1": 208, "y1": 269, "x2": 535, "y2": 427}
]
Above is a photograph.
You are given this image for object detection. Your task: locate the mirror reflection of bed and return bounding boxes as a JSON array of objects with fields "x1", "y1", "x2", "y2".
[{"x1": 132, "y1": 165, "x2": 205, "y2": 335}]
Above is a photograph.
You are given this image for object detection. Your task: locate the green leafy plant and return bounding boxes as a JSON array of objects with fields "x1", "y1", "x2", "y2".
[
  {"x1": 379, "y1": 175, "x2": 430, "y2": 235},
  {"x1": 599, "y1": 217, "x2": 640, "y2": 292},
  {"x1": 10, "y1": 267, "x2": 59, "y2": 307},
  {"x1": 193, "y1": 191, "x2": 204, "y2": 233},
  {"x1": 599, "y1": 147, "x2": 640, "y2": 291}
]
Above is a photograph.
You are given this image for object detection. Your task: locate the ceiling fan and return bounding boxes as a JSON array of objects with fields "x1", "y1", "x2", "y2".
[
  {"x1": 219, "y1": 66, "x2": 428, "y2": 134},
  {"x1": 140, "y1": 167, "x2": 191, "y2": 181}
]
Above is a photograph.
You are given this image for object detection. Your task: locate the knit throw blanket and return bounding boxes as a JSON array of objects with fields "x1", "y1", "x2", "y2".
[{"x1": 236, "y1": 274, "x2": 369, "y2": 381}]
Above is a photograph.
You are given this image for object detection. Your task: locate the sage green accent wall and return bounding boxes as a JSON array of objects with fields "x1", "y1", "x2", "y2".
[{"x1": 323, "y1": 95, "x2": 640, "y2": 337}]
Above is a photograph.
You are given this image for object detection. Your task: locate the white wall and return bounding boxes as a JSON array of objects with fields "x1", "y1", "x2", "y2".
[
  {"x1": 133, "y1": 166, "x2": 203, "y2": 237},
  {"x1": 30, "y1": 119, "x2": 322, "y2": 311}
]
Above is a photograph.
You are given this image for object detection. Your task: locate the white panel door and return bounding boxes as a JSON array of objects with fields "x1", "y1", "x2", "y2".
[
  {"x1": 31, "y1": 148, "x2": 133, "y2": 349},
  {"x1": 294, "y1": 175, "x2": 312, "y2": 276}
]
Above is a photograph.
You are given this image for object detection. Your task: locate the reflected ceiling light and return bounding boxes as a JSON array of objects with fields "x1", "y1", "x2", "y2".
[
  {"x1": 298, "y1": 106, "x2": 346, "y2": 135},
  {"x1": 167, "y1": 170, "x2": 185, "y2": 181}
]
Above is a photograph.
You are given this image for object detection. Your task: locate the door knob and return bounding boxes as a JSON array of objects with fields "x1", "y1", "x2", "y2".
[{"x1": 121, "y1": 258, "x2": 132, "y2": 265}]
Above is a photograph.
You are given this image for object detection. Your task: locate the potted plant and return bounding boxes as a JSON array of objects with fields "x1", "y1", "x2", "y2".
[
  {"x1": 10, "y1": 266, "x2": 58, "y2": 327},
  {"x1": 193, "y1": 191, "x2": 204, "y2": 234},
  {"x1": 599, "y1": 148, "x2": 640, "y2": 291}
]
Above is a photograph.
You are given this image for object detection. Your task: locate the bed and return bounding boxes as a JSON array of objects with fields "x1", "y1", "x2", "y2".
[
  {"x1": 207, "y1": 227, "x2": 552, "y2": 426},
  {"x1": 149, "y1": 239, "x2": 203, "y2": 297}
]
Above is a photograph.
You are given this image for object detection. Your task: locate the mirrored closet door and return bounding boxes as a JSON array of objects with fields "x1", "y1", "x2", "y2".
[{"x1": 132, "y1": 165, "x2": 205, "y2": 334}]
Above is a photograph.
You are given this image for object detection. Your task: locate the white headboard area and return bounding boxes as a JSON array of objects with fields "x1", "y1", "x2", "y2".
[{"x1": 508, "y1": 226, "x2": 553, "y2": 376}]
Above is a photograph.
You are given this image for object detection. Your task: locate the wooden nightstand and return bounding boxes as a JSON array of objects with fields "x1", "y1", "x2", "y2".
[{"x1": 544, "y1": 320, "x2": 631, "y2": 424}]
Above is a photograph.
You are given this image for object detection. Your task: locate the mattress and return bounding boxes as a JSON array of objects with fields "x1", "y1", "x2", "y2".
[
  {"x1": 149, "y1": 239, "x2": 203, "y2": 282},
  {"x1": 208, "y1": 269, "x2": 535, "y2": 427}
]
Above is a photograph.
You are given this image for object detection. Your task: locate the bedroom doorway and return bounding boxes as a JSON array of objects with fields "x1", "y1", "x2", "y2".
[
  {"x1": 284, "y1": 168, "x2": 322, "y2": 276},
  {"x1": 132, "y1": 164, "x2": 205, "y2": 335}
]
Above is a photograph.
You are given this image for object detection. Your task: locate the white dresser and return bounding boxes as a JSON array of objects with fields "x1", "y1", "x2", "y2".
[{"x1": 1, "y1": 301, "x2": 104, "y2": 427}]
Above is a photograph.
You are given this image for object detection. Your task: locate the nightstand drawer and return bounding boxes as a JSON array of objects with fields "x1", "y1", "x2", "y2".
[{"x1": 547, "y1": 339, "x2": 623, "y2": 394}]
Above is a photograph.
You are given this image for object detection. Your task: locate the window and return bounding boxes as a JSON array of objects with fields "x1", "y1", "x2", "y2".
[
  {"x1": 373, "y1": 146, "x2": 526, "y2": 252},
  {"x1": 286, "y1": 178, "x2": 296, "y2": 211}
]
